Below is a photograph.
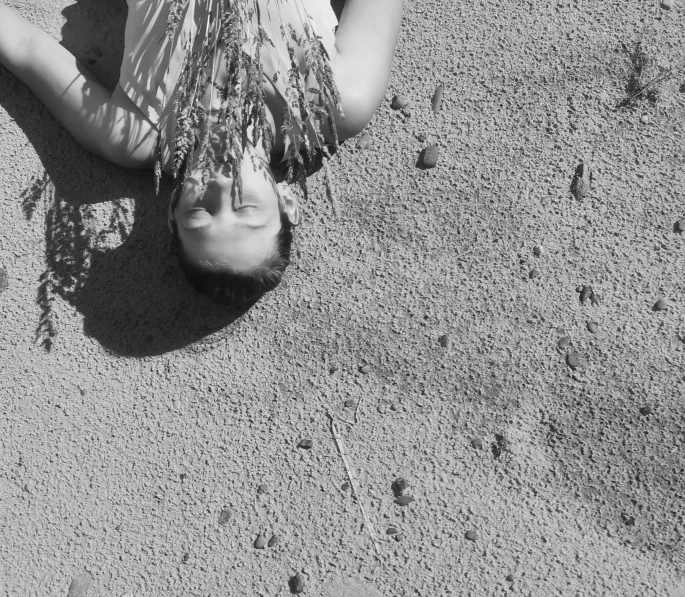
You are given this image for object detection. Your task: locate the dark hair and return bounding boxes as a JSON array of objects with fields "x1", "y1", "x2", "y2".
[{"x1": 171, "y1": 210, "x2": 293, "y2": 306}]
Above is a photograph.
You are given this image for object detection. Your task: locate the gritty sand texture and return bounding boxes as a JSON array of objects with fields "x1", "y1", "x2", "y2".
[{"x1": 1, "y1": 0, "x2": 685, "y2": 595}]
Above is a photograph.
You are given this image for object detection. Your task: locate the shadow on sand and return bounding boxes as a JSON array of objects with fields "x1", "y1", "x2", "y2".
[{"x1": 0, "y1": 0, "x2": 251, "y2": 357}]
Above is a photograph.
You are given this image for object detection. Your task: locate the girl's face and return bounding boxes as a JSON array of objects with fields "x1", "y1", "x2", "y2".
[{"x1": 173, "y1": 136, "x2": 299, "y2": 271}]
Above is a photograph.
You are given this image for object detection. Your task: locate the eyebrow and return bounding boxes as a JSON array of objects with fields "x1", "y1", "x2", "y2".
[{"x1": 182, "y1": 220, "x2": 267, "y2": 231}]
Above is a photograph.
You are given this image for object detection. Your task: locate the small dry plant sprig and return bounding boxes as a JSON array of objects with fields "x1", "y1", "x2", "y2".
[
  {"x1": 616, "y1": 40, "x2": 685, "y2": 109},
  {"x1": 156, "y1": 0, "x2": 345, "y2": 219}
]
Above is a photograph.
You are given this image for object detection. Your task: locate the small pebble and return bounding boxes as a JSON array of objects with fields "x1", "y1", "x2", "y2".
[
  {"x1": 438, "y1": 334, "x2": 450, "y2": 348},
  {"x1": 575, "y1": 285, "x2": 583, "y2": 293},
  {"x1": 587, "y1": 322, "x2": 598, "y2": 334},
  {"x1": 254, "y1": 534, "x2": 267, "y2": 549},
  {"x1": 471, "y1": 437, "x2": 483, "y2": 449},
  {"x1": 341, "y1": 482, "x2": 350, "y2": 491},
  {"x1": 25, "y1": 480, "x2": 35, "y2": 493},
  {"x1": 431, "y1": 85, "x2": 444, "y2": 113},
  {"x1": 640, "y1": 405, "x2": 653, "y2": 416},
  {"x1": 377, "y1": 404, "x2": 387, "y2": 414},
  {"x1": 257, "y1": 483, "x2": 268, "y2": 494},
  {"x1": 590, "y1": 292, "x2": 600, "y2": 306},
  {"x1": 329, "y1": 365, "x2": 338, "y2": 374},
  {"x1": 557, "y1": 337, "x2": 571, "y2": 350},
  {"x1": 394, "y1": 495, "x2": 415, "y2": 506},
  {"x1": 182, "y1": 553, "x2": 189, "y2": 563},
  {"x1": 416, "y1": 133, "x2": 427, "y2": 142},
  {"x1": 356, "y1": 133, "x2": 373, "y2": 150},
  {"x1": 394, "y1": 533, "x2": 403, "y2": 542},
  {"x1": 386, "y1": 526, "x2": 399, "y2": 535},
  {"x1": 298, "y1": 439, "x2": 313, "y2": 450},
  {"x1": 661, "y1": 0, "x2": 672, "y2": 10},
  {"x1": 465, "y1": 531, "x2": 477, "y2": 541},
  {"x1": 421, "y1": 145, "x2": 439, "y2": 168},
  {"x1": 391, "y1": 94, "x2": 408, "y2": 110},
  {"x1": 0, "y1": 268, "x2": 7, "y2": 294},
  {"x1": 505, "y1": 574, "x2": 515, "y2": 583},
  {"x1": 67, "y1": 572, "x2": 92, "y2": 597},
  {"x1": 392, "y1": 477, "x2": 407, "y2": 495},
  {"x1": 566, "y1": 351, "x2": 581, "y2": 370},
  {"x1": 533, "y1": 245, "x2": 543, "y2": 256},
  {"x1": 290, "y1": 572, "x2": 306, "y2": 594},
  {"x1": 640, "y1": 114, "x2": 649, "y2": 124},
  {"x1": 653, "y1": 299, "x2": 669, "y2": 311},
  {"x1": 218, "y1": 508, "x2": 232, "y2": 525},
  {"x1": 529, "y1": 268, "x2": 540, "y2": 279},
  {"x1": 401, "y1": 107, "x2": 412, "y2": 118},
  {"x1": 359, "y1": 364, "x2": 371, "y2": 374},
  {"x1": 390, "y1": 403, "x2": 399, "y2": 412},
  {"x1": 624, "y1": 516, "x2": 636, "y2": 526},
  {"x1": 344, "y1": 399, "x2": 355, "y2": 408},
  {"x1": 676, "y1": 218, "x2": 685, "y2": 232},
  {"x1": 268, "y1": 535, "x2": 279, "y2": 548},
  {"x1": 579, "y1": 285, "x2": 593, "y2": 304}
]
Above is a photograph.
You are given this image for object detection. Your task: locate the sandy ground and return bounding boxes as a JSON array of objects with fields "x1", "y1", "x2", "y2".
[{"x1": 1, "y1": 0, "x2": 685, "y2": 595}]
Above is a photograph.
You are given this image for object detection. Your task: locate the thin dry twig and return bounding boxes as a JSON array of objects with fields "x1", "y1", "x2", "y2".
[
  {"x1": 617, "y1": 56, "x2": 685, "y2": 109},
  {"x1": 326, "y1": 412, "x2": 382, "y2": 559}
]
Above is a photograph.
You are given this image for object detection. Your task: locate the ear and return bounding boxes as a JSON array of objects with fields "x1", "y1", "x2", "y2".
[{"x1": 278, "y1": 183, "x2": 300, "y2": 226}]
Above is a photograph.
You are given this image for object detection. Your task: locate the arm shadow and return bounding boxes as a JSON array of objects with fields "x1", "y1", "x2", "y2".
[{"x1": 0, "y1": 0, "x2": 250, "y2": 357}]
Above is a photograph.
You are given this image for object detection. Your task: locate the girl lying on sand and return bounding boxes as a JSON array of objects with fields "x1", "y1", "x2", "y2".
[{"x1": 0, "y1": 0, "x2": 403, "y2": 304}]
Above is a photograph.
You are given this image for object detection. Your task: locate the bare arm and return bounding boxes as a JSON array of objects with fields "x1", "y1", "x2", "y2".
[
  {"x1": 329, "y1": 0, "x2": 404, "y2": 139},
  {"x1": 0, "y1": 4, "x2": 158, "y2": 169}
]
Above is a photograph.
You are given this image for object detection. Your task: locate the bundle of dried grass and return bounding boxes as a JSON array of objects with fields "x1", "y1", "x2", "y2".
[{"x1": 157, "y1": 0, "x2": 344, "y2": 216}]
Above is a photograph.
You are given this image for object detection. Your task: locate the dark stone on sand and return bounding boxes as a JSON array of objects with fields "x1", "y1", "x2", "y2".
[
  {"x1": 506, "y1": 574, "x2": 514, "y2": 582},
  {"x1": 329, "y1": 365, "x2": 338, "y2": 374},
  {"x1": 640, "y1": 405, "x2": 653, "y2": 416},
  {"x1": 254, "y1": 534, "x2": 267, "y2": 549},
  {"x1": 471, "y1": 437, "x2": 483, "y2": 449},
  {"x1": 392, "y1": 477, "x2": 407, "y2": 496},
  {"x1": 432, "y1": 85, "x2": 444, "y2": 113},
  {"x1": 676, "y1": 219, "x2": 685, "y2": 232},
  {"x1": 341, "y1": 482, "x2": 350, "y2": 491},
  {"x1": 268, "y1": 535, "x2": 279, "y2": 547},
  {"x1": 359, "y1": 364, "x2": 371, "y2": 374},
  {"x1": 465, "y1": 531, "x2": 477, "y2": 541},
  {"x1": 298, "y1": 439, "x2": 313, "y2": 450},
  {"x1": 218, "y1": 508, "x2": 232, "y2": 525},
  {"x1": 421, "y1": 145, "x2": 439, "y2": 168},
  {"x1": 529, "y1": 268, "x2": 540, "y2": 279},
  {"x1": 0, "y1": 268, "x2": 7, "y2": 294},
  {"x1": 257, "y1": 483, "x2": 268, "y2": 494},
  {"x1": 289, "y1": 572, "x2": 306, "y2": 594},
  {"x1": 566, "y1": 351, "x2": 581, "y2": 369},
  {"x1": 394, "y1": 495, "x2": 415, "y2": 506},
  {"x1": 579, "y1": 285, "x2": 593, "y2": 304},
  {"x1": 182, "y1": 553, "x2": 189, "y2": 563},
  {"x1": 67, "y1": 572, "x2": 93, "y2": 597},
  {"x1": 557, "y1": 337, "x2": 571, "y2": 350},
  {"x1": 653, "y1": 299, "x2": 669, "y2": 311},
  {"x1": 438, "y1": 334, "x2": 450, "y2": 348},
  {"x1": 587, "y1": 322, "x2": 598, "y2": 333},
  {"x1": 391, "y1": 94, "x2": 408, "y2": 110},
  {"x1": 356, "y1": 133, "x2": 373, "y2": 150},
  {"x1": 386, "y1": 526, "x2": 399, "y2": 535}
]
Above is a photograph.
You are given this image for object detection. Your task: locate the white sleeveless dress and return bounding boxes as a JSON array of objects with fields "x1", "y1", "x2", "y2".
[{"x1": 118, "y1": 0, "x2": 339, "y2": 174}]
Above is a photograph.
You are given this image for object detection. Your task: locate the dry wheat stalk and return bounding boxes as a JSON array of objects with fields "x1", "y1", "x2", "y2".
[{"x1": 156, "y1": 0, "x2": 344, "y2": 218}]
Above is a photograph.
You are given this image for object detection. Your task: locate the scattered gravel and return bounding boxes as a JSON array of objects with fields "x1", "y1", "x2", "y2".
[
  {"x1": 653, "y1": 299, "x2": 669, "y2": 311},
  {"x1": 218, "y1": 508, "x2": 232, "y2": 525},
  {"x1": 289, "y1": 572, "x2": 306, "y2": 594},
  {"x1": 566, "y1": 351, "x2": 581, "y2": 370},
  {"x1": 254, "y1": 534, "x2": 267, "y2": 549},
  {"x1": 421, "y1": 145, "x2": 439, "y2": 168},
  {"x1": 431, "y1": 85, "x2": 444, "y2": 113},
  {"x1": 557, "y1": 337, "x2": 571, "y2": 350},
  {"x1": 67, "y1": 572, "x2": 92, "y2": 597},
  {"x1": 356, "y1": 133, "x2": 373, "y2": 150},
  {"x1": 391, "y1": 94, "x2": 408, "y2": 110}
]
